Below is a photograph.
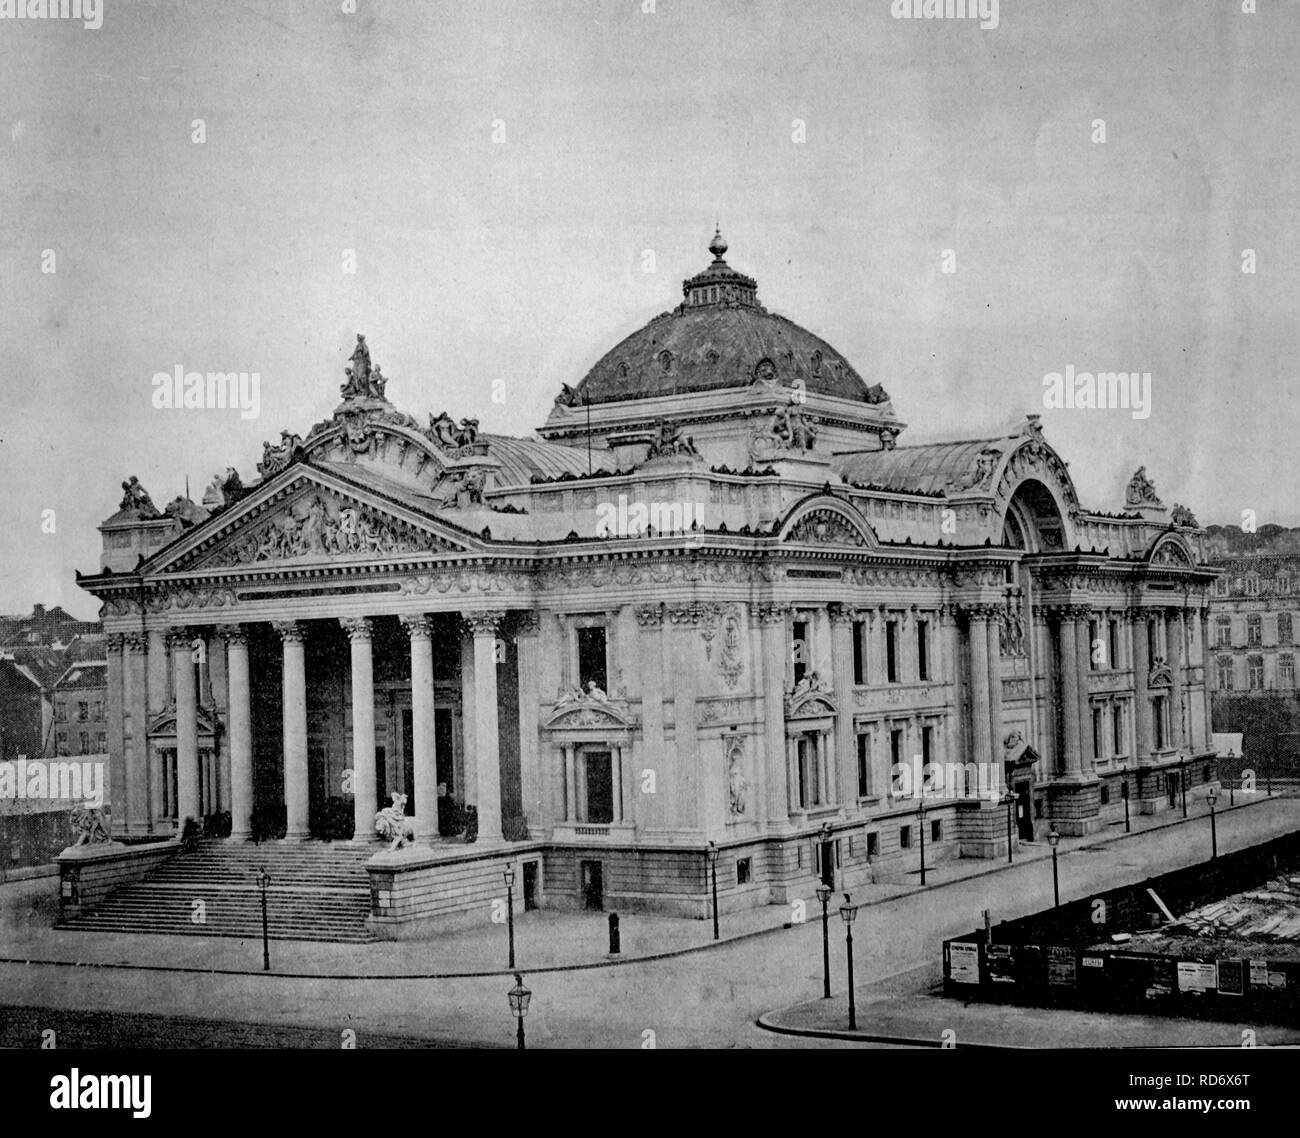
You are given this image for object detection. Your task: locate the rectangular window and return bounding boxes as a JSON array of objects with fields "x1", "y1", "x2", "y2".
[
  {"x1": 1248, "y1": 655, "x2": 1264, "y2": 690},
  {"x1": 1248, "y1": 616, "x2": 1262, "y2": 647},
  {"x1": 1280, "y1": 655, "x2": 1295, "y2": 689},
  {"x1": 921, "y1": 724, "x2": 934, "y2": 767},
  {"x1": 856, "y1": 733, "x2": 870, "y2": 798},
  {"x1": 1092, "y1": 707, "x2": 1103, "y2": 759},
  {"x1": 95, "y1": 732, "x2": 106, "y2": 752},
  {"x1": 866, "y1": 832, "x2": 879, "y2": 857},
  {"x1": 1148, "y1": 618, "x2": 1159, "y2": 662},
  {"x1": 54, "y1": 704, "x2": 66, "y2": 722},
  {"x1": 852, "y1": 619, "x2": 866, "y2": 685},
  {"x1": 1218, "y1": 657, "x2": 1234, "y2": 691},
  {"x1": 890, "y1": 727, "x2": 903, "y2": 773},
  {"x1": 576, "y1": 626, "x2": 608, "y2": 692},
  {"x1": 930, "y1": 819, "x2": 942, "y2": 842},
  {"x1": 736, "y1": 857, "x2": 752, "y2": 886},
  {"x1": 886, "y1": 620, "x2": 898, "y2": 683},
  {"x1": 1112, "y1": 702, "x2": 1124, "y2": 756},
  {"x1": 792, "y1": 619, "x2": 809, "y2": 685},
  {"x1": 1108, "y1": 618, "x2": 1119, "y2": 669},
  {"x1": 1278, "y1": 613, "x2": 1293, "y2": 646},
  {"x1": 917, "y1": 619, "x2": 930, "y2": 681},
  {"x1": 899, "y1": 825, "x2": 912, "y2": 850},
  {"x1": 1100, "y1": 783, "x2": 1111, "y2": 806},
  {"x1": 1215, "y1": 618, "x2": 1231, "y2": 647},
  {"x1": 77, "y1": 701, "x2": 89, "y2": 721},
  {"x1": 1089, "y1": 620, "x2": 1100, "y2": 671},
  {"x1": 92, "y1": 700, "x2": 104, "y2": 721},
  {"x1": 78, "y1": 732, "x2": 90, "y2": 754},
  {"x1": 1153, "y1": 695, "x2": 1167, "y2": 750}
]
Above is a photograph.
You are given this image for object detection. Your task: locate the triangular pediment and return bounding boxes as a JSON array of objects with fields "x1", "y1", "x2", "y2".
[{"x1": 146, "y1": 464, "x2": 482, "y2": 575}]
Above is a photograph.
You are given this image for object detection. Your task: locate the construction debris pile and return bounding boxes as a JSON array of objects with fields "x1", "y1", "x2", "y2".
[{"x1": 1162, "y1": 877, "x2": 1300, "y2": 943}]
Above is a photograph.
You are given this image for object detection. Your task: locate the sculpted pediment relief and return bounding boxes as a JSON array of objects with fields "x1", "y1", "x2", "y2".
[
  {"x1": 153, "y1": 473, "x2": 475, "y2": 574},
  {"x1": 544, "y1": 686, "x2": 636, "y2": 732},
  {"x1": 779, "y1": 497, "x2": 876, "y2": 548}
]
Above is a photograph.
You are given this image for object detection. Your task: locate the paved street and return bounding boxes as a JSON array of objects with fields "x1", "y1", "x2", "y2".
[{"x1": 1, "y1": 795, "x2": 1296, "y2": 1048}]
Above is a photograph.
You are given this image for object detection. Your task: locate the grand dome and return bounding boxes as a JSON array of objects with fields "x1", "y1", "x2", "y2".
[{"x1": 558, "y1": 230, "x2": 889, "y2": 408}]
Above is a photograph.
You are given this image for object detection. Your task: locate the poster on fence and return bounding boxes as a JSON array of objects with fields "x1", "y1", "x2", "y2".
[
  {"x1": 1176, "y1": 961, "x2": 1217, "y2": 993},
  {"x1": 948, "y1": 941, "x2": 980, "y2": 984},
  {"x1": 1047, "y1": 946, "x2": 1076, "y2": 987}
]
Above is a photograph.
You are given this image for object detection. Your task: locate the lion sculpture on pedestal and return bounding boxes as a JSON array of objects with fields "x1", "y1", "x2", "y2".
[{"x1": 375, "y1": 792, "x2": 417, "y2": 851}]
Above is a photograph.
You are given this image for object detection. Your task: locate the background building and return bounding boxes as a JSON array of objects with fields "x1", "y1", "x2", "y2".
[{"x1": 1207, "y1": 524, "x2": 1300, "y2": 786}]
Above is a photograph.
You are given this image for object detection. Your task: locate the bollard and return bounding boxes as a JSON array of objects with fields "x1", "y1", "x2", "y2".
[{"x1": 608, "y1": 911, "x2": 621, "y2": 955}]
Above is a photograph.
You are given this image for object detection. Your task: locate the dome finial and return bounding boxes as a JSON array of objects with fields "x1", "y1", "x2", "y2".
[{"x1": 709, "y1": 223, "x2": 728, "y2": 261}]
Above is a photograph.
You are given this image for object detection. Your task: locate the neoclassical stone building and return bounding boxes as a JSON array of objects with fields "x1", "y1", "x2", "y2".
[{"x1": 79, "y1": 231, "x2": 1219, "y2": 918}]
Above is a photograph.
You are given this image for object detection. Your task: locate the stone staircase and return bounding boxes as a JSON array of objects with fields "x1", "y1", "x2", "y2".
[{"x1": 57, "y1": 839, "x2": 378, "y2": 944}]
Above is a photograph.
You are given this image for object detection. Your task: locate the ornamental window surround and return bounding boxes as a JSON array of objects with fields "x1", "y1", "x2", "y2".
[
  {"x1": 1217, "y1": 656, "x2": 1234, "y2": 691},
  {"x1": 1248, "y1": 655, "x2": 1264, "y2": 689},
  {"x1": 1280, "y1": 654, "x2": 1295, "y2": 689}
]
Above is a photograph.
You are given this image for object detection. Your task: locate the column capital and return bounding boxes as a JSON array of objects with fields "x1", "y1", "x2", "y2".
[
  {"x1": 273, "y1": 620, "x2": 305, "y2": 644},
  {"x1": 756, "y1": 602, "x2": 791, "y2": 626},
  {"x1": 165, "y1": 626, "x2": 197, "y2": 649},
  {"x1": 1122, "y1": 607, "x2": 1149, "y2": 625},
  {"x1": 122, "y1": 631, "x2": 148, "y2": 653},
  {"x1": 339, "y1": 616, "x2": 373, "y2": 643},
  {"x1": 399, "y1": 614, "x2": 434, "y2": 641},
  {"x1": 217, "y1": 623, "x2": 250, "y2": 647},
  {"x1": 635, "y1": 604, "x2": 665, "y2": 628},
  {"x1": 515, "y1": 611, "x2": 541, "y2": 636},
  {"x1": 962, "y1": 603, "x2": 1001, "y2": 622},
  {"x1": 105, "y1": 632, "x2": 127, "y2": 653},
  {"x1": 464, "y1": 609, "x2": 506, "y2": 637},
  {"x1": 827, "y1": 603, "x2": 858, "y2": 626}
]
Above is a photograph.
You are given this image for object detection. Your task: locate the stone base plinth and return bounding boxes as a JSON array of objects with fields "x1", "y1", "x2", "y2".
[{"x1": 1042, "y1": 778, "x2": 1104, "y2": 836}]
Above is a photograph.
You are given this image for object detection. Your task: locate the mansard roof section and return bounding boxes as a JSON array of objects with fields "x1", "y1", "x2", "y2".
[
  {"x1": 477, "y1": 434, "x2": 591, "y2": 485},
  {"x1": 835, "y1": 436, "x2": 1007, "y2": 496},
  {"x1": 137, "y1": 461, "x2": 488, "y2": 577}
]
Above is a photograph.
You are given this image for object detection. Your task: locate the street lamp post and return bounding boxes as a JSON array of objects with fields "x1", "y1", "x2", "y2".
[
  {"x1": 815, "y1": 882, "x2": 832, "y2": 999},
  {"x1": 503, "y1": 865, "x2": 517, "y2": 969},
  {"x1": 1048, "y1": 826, "x2": 1060, "y2": 909},
  {"x1": 917, "y1": 790, "x2": 927, "y2": 886},
  {"x1": 255, "y1": 866, "x2": 271, "y2": 972},
  {"x1": 1121, "y1": 773, "x2": 1131, "y2": 833},
  {"x1": 707, "y1": 840, "x2": 720, "y2": 941},
  {"x1": 839, "y1": 893, "x2": 859, "y2": 1030},
  {"x1": 1180, "y1": 756, "x2": 1188, "y2": 818},
  {"x1": 1002, "y1": 791, "x2": 1016, "y2": 864},
  {"x1": 507, "y1": 972, "x2": 531, "y2": 1050},
  {"x1": 1207, "y1": 785, "x2": 1218, "y2": 861}
]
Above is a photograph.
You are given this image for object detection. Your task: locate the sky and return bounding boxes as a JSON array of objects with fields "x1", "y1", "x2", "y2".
[{"x1": 2, "y1": 0, "x2": 1297, "y2": 619}]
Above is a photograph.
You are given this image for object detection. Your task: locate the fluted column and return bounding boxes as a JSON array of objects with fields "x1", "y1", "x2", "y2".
[
  {"x1": 1200, "y1": 608, "x2": 1213, "y2": 749},
  {"x1": 985, "y1": 613, "x2": 1005, "y2": 791},
  {"x1": 123, "y1": 634, "x2": 152, "y2": 830},
  {"x1": 275, "y1": 621, "x2": 310, "y2": 840},
  {"x1": 1075, "y1": 607, "x2": 1094, "y2": 774},
  {"x1": 170, "y1": 629, "x2": 201, "y2": 827},
  {"x1": 400, "y1": 615, "x2": 440, "y2": 843},
  {"x1": 467, "y1": 610, "x2": 505, "y2": 842},
  {"x1": 830, "y1": 604, "x2": 856, "y2": 808},
  {"x1": 1129, "y1": 609, "x2": 1152, "y2": 763},
  {"x1": 342, "y1": 618, "x2": 378, "y2": 842},
  {"x1": 966, "y1": 608, "x2": 994, "y2": 771},
  {"x1": 220, "y1": 626, "x2": 254, "y2": 840},
  {"x1": 1168, "y1": 609, "x2": 1187, "y2": 751},
  {"x1": 105, "y1": 634, "x2": 127, "y2": 836},
  {"x1": 1058, "y1": 609, "x2": 1083, "y2": 777},
  {"x1": 758, "y1": 604, "x2": 791, "y2": 823}
]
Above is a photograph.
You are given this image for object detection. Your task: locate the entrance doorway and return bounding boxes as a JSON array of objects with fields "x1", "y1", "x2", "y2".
[
  {"x1": 1166, "y1": 772, "x2": 1179, "y2": 809},
  {"x1": 580, "y1": 860, "x2": 603, "y2": 910},
  {"x1": 819, "y1": 841, "x2": 835, "y2": 890},
  {"x1": 523, "y1": 861, "x2": 539, "y2": 911},
  {"x1": 1015, "y1": 780, "x2": 1035, "y2": 840}
]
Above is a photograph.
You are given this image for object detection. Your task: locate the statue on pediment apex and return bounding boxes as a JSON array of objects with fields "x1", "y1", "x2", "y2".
[
  {"x1": 119, "y1": 475, "x2": 158, "y2": 515},
  {"x1": 1125, "y1": 466, "x2": 1163, "y2": 509},
  {"x1": 340, "y1": 333, "x2": 371, "y2": 399}
]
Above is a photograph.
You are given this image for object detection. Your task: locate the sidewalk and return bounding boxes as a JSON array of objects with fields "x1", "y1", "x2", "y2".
[
  {"x1": 758, "y1": 965, "x2": 1300, "y2": 1048},
  {"x1": 0, "y1": 791, "x2": 1291, "y2": 980},
  {"x1": 1, "y1": 795, "x2": 1296, "y2": 1048}
]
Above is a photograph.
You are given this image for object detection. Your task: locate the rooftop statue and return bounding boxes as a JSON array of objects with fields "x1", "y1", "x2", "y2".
[
  {"x1": 340, "y1": 333, "x2": 371, "y2": 399},
  {"x1": 118, "y1": 476, "x2": 159, "y2": 516},
  {"x1": 1125, "y1": 465, "x2": 1163, "y2": 509}
]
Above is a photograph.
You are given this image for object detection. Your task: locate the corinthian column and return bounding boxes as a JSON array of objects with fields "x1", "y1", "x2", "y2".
[
  {"x1": 170, "y1": 629, "x2": 201, "y2": 827},
  {"x1": 1129, "y1": 609, "x2": 1152, "y2": 763},
  {"x1": 758, "y1": 603, "x2": 791, "y2": 824},
  {"x1": 342, "y1": 618, "x2": 378, "y2": 842},
  {"x1": 985, "y1": 612, "x2": 1005, "y2": 791},
  {"x1": 400, "y1": 615, "x2": 439, "y2": 843},
  {"x1": 466, "y1": 611, "x2": 506, "y2": 842},
  {"x1": 1168, "y1": 609, "x2": 1187, "y2": 751},
  {"x1": 966, "y1": 607, "x2": 994, "y2": 772},
  {"x1": 220, "y1": 625, "x2": 254, "y2": 840},
  {"x1": 1058, "y1": 609, "x2": 1083, "y2": 778},
  {"x1": 275, "y1": 621, "x2": 310, "y2": 840}
]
